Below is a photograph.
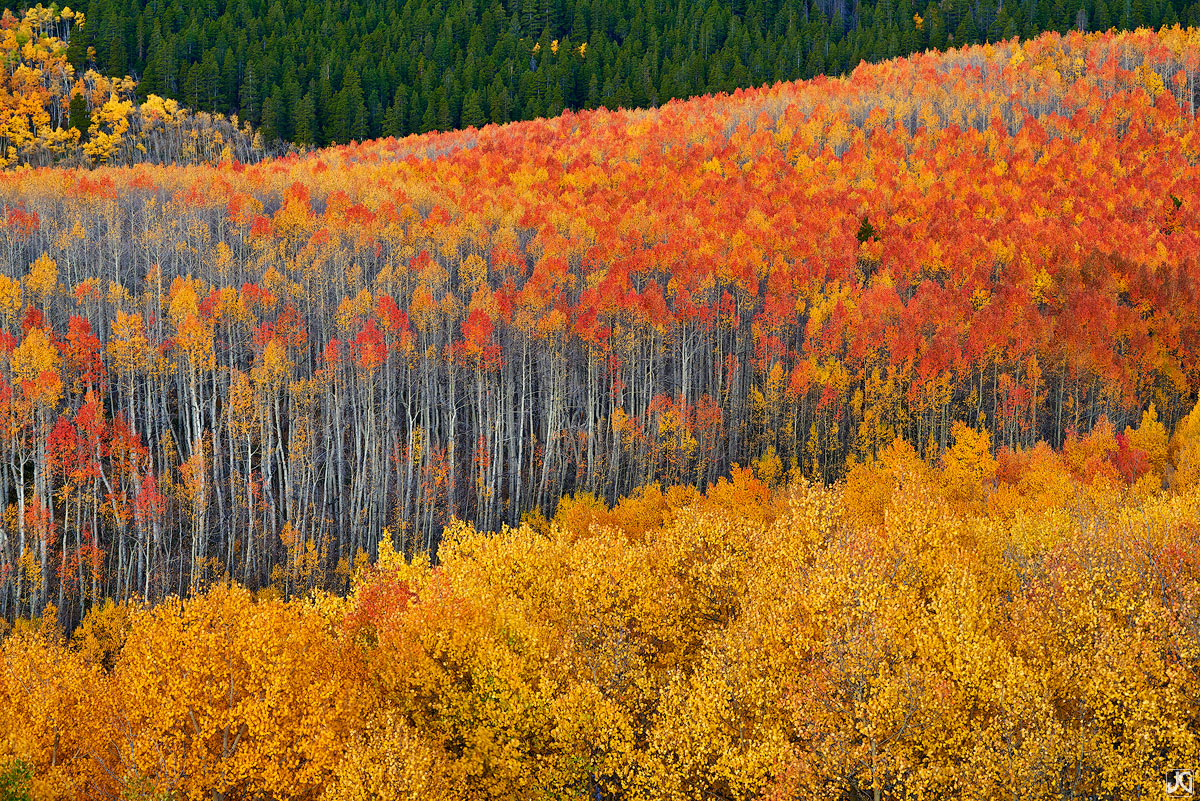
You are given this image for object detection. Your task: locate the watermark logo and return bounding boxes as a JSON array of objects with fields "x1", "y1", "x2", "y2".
[{"x1": 1166, "y1": 769, "x2": 1195, "y2": 798}]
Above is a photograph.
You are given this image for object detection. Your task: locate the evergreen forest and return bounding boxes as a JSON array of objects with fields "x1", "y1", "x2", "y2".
[{"x1": 49, "y1": 0, "x2": 1200, "y2": 144}]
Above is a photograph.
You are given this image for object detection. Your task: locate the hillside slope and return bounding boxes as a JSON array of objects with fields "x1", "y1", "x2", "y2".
[
  {"x1": 63, "y1": 0, "x2": 1200, "y2": 142},
  {"x1": 0, "y1": 29, "x2": 1198, "y2": 621}
]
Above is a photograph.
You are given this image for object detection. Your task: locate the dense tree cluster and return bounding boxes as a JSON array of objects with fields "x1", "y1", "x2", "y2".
[
  {"x1": 53, "y1": 0, "x2": 1200, "y2": 143},
  {"x1": 0, "y1": 6, "x2": 268, "y2": 167},
  {"x1": 2, "y1": 424, "x2": 1200, "y2": 798},
  {"x1": 0, "y1": 29, "x2": 1199, "y2": 624}
]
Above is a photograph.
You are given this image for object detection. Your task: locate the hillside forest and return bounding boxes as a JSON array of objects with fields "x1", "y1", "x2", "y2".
[
  {"x1": 2, "y1": 434, "x2": 1200, "y2": 799},
  {"x1": 0, "y1": 26, "x2": 1197, "y2": 628},
  {"x1": 0, "y1": 0, "x2": 1195, "y2": 796},
  {"x1": 55, "y1": 0, "x2": 1200, "y2": 143},
  {"x1": 0, "y1": 6, "x2": 268, "y2": 167}
]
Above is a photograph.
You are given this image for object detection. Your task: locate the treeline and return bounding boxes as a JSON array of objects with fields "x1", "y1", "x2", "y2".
[
  {"x1": 46, "y1": 0, "x2": 1200, "y2": 145},
  {"x1": 2, "y1": 424, "x2": 1200, "y2": 799}
]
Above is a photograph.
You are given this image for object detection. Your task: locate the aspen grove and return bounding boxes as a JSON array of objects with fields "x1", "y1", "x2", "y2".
[
  {"x1": 2, "y1": 438, "x2": 1200, "y2": 799},
  {"x1": 0, "y1": 27, "x2": 1199, "y2": 628}
]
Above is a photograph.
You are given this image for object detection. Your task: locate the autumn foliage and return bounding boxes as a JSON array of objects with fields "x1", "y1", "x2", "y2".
[
  {"x1": 0, "y1": 27, "x2": 1199, "y2": 628},
  {"x1": 2, "y1": 430, "x2": 1199, "y2": 799},
  {"x1": 0, "y1": 6, "x2": 266, "y2": 167}
]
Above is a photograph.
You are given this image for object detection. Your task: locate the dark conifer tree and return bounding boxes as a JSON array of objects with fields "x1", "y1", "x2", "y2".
[{"x1": 68, "y1": 92, "x2": 91, "y2": 139}]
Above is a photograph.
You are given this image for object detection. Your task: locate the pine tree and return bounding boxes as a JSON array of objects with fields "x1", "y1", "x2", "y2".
[
  {"x1": 488, "y1": 75, "x2": 510, "y2": 123},
  {"x1": 105, "y1": 25, "x2": 129, "y2": 77},
  {"x1": 585, "y1": 73, "x2": 600, "y2": 108},
  {"x1": 240, "y1": 64, "x2": 261, "y2": 125},
  {"x1": 341, "y1": 69, "x2": 369, "y2": 141},
  {"x1": 383, "y1": 86, "x2": 410, "y2": 136},
  {"x1": 461, "y1": 89, "x2": 487, "y2": 127},
  {"x1": 436, "y1": 90, "x2": 452, "y2": 130},
  {"x1": 68, "y1": 93, "x2": 91, "y2": 140},
  {"x1": 66, "y1": 22, "x2": 91, "y2": 70},
  {"x1": 293, "y1": 92, "x2": 319, "y2": 145},
  {"x1": 326, "y1": 90, "x2": 349, "y2": 143},
  {"x1": 259, "y1": 92, "x2": 280, "y2": 142},
  {"x1": 197, "y1": 50, "x2": 221, "y2": 111},
  {"x1": 420, "y1": 96, "x2": 438, "y2": 132},
  {"x1": 138, "y1": 27, "x2": 167, "y2": 99}
]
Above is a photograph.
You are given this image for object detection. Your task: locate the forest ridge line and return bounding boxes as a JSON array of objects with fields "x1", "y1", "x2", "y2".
[{"x1": 55, "y1": 0, "x2": 1200, "y2": 144}]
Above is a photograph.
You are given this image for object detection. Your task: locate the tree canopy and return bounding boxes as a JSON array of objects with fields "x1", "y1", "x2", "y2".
[
  {"x1": 0, "y1": 28, "x2": 1197, "y2": 625},
  {"x1": 51, "y1": 0, "x2": 1200, "y2": 144}
]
